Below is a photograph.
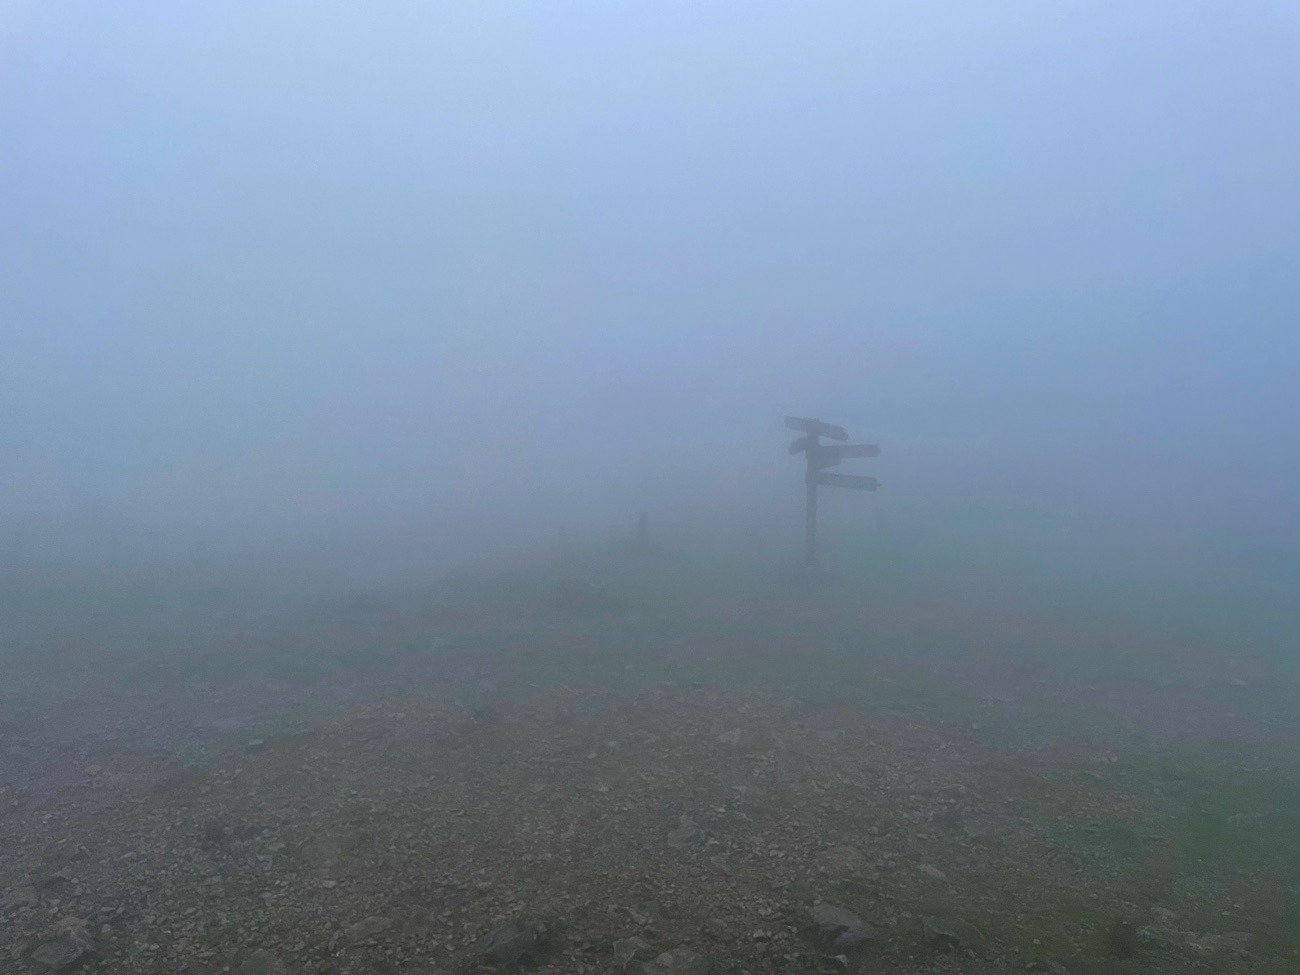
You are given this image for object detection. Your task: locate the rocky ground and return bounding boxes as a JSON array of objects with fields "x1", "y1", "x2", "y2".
[{"x1": 2, "y1": 572, "x2": 1299, "y2": 974}]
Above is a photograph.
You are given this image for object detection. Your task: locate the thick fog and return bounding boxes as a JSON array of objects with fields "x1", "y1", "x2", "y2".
[
  {"x1": 10, "y1": 11, "x2": 1300, "y2": 971},
  {"x1": 3, "y1": 1, "x2": 1298, "y2": 586}
]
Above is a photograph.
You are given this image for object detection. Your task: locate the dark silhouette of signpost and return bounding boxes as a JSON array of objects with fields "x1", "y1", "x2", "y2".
[{"x1": 786, "y1": 416, "x2": 880, "y2": 567}]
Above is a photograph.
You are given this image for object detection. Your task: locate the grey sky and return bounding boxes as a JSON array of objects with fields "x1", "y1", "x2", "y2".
[{"x1": 2, "y1": 1, "x2": 1298, "y2": 553}]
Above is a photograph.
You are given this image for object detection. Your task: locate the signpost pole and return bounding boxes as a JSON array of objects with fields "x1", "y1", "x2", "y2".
[
  {"x1": 786, "y1": 415, "x2": 880, "y2": 570},
  {"x1": 804, "y1": 432, "x2": 820, "y2": 567}
]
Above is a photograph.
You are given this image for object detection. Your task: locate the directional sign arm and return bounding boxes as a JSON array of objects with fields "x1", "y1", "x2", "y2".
[
  {"x1": 784, "y1": 416, "x2": 849, "y2": 441},
  {"x1": 784, "y1": 415, "x2": 813, "y2": 433},
  {"x1": 814, "y1": 472, "x2": 879, "y2": 491}
]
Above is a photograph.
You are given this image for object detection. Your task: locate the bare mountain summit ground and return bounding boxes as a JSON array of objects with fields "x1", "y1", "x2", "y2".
[{"x1": 2, "y1": 567, "x2": 1298, "y2": 974}]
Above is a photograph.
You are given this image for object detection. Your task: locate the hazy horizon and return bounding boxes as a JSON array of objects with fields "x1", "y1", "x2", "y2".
[{"x1": 4, "y1": 1, "x2": 1298, "y2": 578}]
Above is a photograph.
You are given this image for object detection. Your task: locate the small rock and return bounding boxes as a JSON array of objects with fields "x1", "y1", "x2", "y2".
[
  {"x1": 923, "y1": 916, "x2": 961, "y2": 947},
  {"x1": 960, "y1": 817, "x2": 997, "y2": 843},
  {"x1": 1106, "y1": 917, "x2": 1136, "y2": 959},
  {"x1": 716, "y1": 729, "x2": 742, "y2": 746},
  {"x1": 236, "y1": 949, "x2": 286, "y2": 975},
  {"x1": 809, "y1": 903, "x2": 876, "y2": 949},
  {"x1": 245, "y1": 738, "x2": 267, "y2": 754},
  {"x1": 30, "y1": 925, "x2": 95, "y2": 971},
  {"x1": 917, "y1": 864, "x2": 947, "y2": 881},
  {"x1": 627, "y1": 902, "x2": 661, "y2": 926},
  {"x1": 1136, "y1": 926, "x2": 1165, "y2": 950},
  {"x1": 642, "y1": 947, "x2": 707, "y2": 975},
  {"x1": 3, "y1": 885, "x2": 38, "y2": 911},
  {"x1": 1150, "y1": 905, "x2": 1178, "y2": 924},
  {"x1": 481, "y1": 920, "x2": 542, "y2": 968},
  {"x1": 818, "y1": 846, "x2": 867, "y2": 876},
  {"x1": 342, "y1": 915, "x2": 393, "y2": 946},
  {"x1": 614, "y1": 936, "x2": 654, "y2": 967},
  {"x1": 666, "y1": 815, "x2": 701, "y2": 848}
]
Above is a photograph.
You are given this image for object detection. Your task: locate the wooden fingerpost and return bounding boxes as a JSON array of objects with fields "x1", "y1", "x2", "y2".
[{"x1": 785, "y1": 416, "x2": 880, "y2": 567}]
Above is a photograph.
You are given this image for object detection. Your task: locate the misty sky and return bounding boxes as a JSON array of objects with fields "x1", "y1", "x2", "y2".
[{"x1": 3, "y1": 2, "x2": 1298, "y2": 550}]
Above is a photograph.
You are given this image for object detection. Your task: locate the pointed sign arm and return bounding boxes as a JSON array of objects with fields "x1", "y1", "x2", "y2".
[
  {"x1": 814, "y1": 472, "x2": 879, "y2": 491},
  {"x1": 784, "y1": 416, "x2": 849, "y2": 442},
  {"x1": 808, "y1": 443, "x2": 880, "y2": 468}
]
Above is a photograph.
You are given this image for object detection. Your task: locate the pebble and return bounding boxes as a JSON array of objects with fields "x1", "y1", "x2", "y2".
[
  {"x1": 342, "y1": 915, "x2": 393, "y2": 946},
  {"x1": 30, "y1": 924, "x2": 95, "y2": 971},
  {"x1": 923, "y1": 915, "x2": 961, "y2": 946},
  {"x1": 3, "y1": 885, "x2": 38, "y2": 911},
  {"x1": 235, "y1": 949, "x2": 286, "y2": 975},
  {"x1": 808, "y1": 903, "x2": 876, "y2": 949},
  {"x1": 614, "y1": 936, "x2": 654, "y2": 966},
  {"x1": 666, "y1": 815, "x2": 701, "y2": 848},
  {"x1": 481, "y1": 919, "x2": 542, "y2": 968},
  {"x1": 642, "y1": 947, "x2": 707, "y2": 975}
]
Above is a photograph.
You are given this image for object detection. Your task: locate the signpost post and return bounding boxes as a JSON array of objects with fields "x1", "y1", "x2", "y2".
[{"x1": 785, "y1": 416, "x2": 880, "y2": 567}]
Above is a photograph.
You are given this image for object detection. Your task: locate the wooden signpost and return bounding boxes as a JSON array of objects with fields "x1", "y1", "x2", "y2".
[{"x1": 786, "y1": 416, "x2": 880, "y2": 566}]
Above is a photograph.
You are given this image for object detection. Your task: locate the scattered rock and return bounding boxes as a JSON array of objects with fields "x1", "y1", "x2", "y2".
[
  {"x1": 1136, "y1": 926, "x2": 1165, "y2": 950},
  {"x1": 481, "y1": 920, "x2": 542, "y2": 968},
  {"x1": 809, "y1": 903, "x2": 876, "y2": 949},
  {"x1": 30, "y1": 922, "x2": 94, "y2": 971},
  {"x1": 43, "y1": 867, "x2": 74, "y2": 888},
  {"x1": 818, "y1": 846, "x2": 867, "y2": 876},
  {"x1": 614, "y1": 936, "x2": 654, "y2": 967},
  {"x1": 642, "y1": 947, "x2": 707, "y2": 975},
  {"x1": 666, "y1": 815, "x2": 701, "y2": 848},
  {"x1": 923, "y1": 916, "x2": 961, "y2": 947},
  {"x1": 627, "y1": 902, "x2": 662, "y2": 927},
  {"x1": 1024, "y1": 961, "x2": 1068, "y2": 974},
  {"x1": 960, "y1": 817, "x2": 997, "y2": 843},
  {"x1": 1106, "y1": 917, "x2": 1137, "y2": 959},
  {"x1": 3, "y1": 885, "x2": 37, "y2": 911},
  {"x1": 236, "y1": 949, "x2": 286, "y2": 975},
  {"x1": 342, "y1": 915, "x2": 393, "y2": 946}
]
